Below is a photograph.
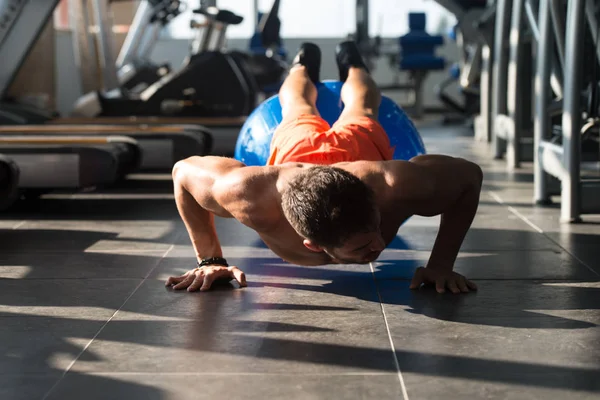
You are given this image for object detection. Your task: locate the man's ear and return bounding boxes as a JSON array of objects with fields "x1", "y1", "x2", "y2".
[{"x1": 303, "y1": 239, "x2": 324, "y2": 253}]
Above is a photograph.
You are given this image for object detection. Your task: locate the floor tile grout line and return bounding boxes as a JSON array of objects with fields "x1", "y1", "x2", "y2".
[
  {"x1": 369, "y1": 262, "x2": 410, "y2": 400},
  {"x1": 506, "y1": 206, "x2": 544, "y2": 234},
  {"x1": 487, "y1": 190, "x2": 544, "y2": 234},
  {"x1": 40, "y1": 243, "x2": 176, "y2": 400},
  {"x1": 487, "y1": 190, "x2": 600, "y2": 278}
]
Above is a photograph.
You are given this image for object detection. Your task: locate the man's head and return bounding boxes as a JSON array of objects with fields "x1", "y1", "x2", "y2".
[{"x1": 281, "y1": 166, "x2": 385, "y2": 264}]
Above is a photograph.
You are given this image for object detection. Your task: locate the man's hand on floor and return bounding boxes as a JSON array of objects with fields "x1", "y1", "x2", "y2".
[
  {"x1": 409, "y1": 266, "x2": 477, "y2": 294},
  {"x1": 166, "y1": 265, "x2": 247, "y2": 292}
]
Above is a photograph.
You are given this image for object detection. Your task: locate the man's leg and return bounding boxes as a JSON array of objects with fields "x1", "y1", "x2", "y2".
[
  {"x1": 279, "y1": 65, "x2": 319, "y2": 122},
  {"x1": 279, "y1": 43, "x2": 322, "y2": 123},
  {"x1": 328, "y1": 41, "x2": 394, "y2": 162},
  {"x1": 338, "y1": 66, "x2": 381, "y2": 121},
  {"x1": 335, "y1": 41, "x2": 381, "y2": 121},
  {"x1": 267, "y1": 43, "x2": 330, "y2": 165}
]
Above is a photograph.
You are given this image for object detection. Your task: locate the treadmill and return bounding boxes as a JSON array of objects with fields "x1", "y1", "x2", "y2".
[
  {"x1": 0, "y1": 0, "x2": 213, "y2": 170},
  {"x1": 0, "y1": 124, "x2": 211, "y2": 170},
  {"x1": 116, "y1": 0, "x2": 184, "y2": 94},
  {"x1": 0, "y1": 135, "x2": 141, "y2": 208},
  {"x1": 50, "y1": 117, "x2": 241, "y2": 157},
  {"x1": 59, "y1": 0, "x2": 259, "y2": 156},
  {"x1": 0, "y1": 0, "x2": 142, "y2": 201}
]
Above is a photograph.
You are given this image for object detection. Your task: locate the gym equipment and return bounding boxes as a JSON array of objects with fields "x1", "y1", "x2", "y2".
[
  {"x1": 435, "y1": 0, "x2": 492, "y2": 41},
  {"x1": 348, "y1": 2, "x2": 450, "y2": 118},
  {"x1": 232, "y1": 0, "x2": 287, "y2": 97},
  {"x1": 0, "y1": 154, "x2": 19, "y2": 211},
  {"x1": 0, "y1": 0, "x2": 213, "y2": 170},
  {"x1": 380, "y1": 13, "x2": 446, "y2": 119},
  {"x1": 116, "y1": 0, "x2": 185, "y2": 93},
  {"x1": 248, "y1": 1, "x2": 287, "y2": 59},
  {"x1": 347, "y1": 0, "x2": 381, "y2": 72},
  {"x1": 0, "y1": 124, "x2": 212, "y2": 171},
  {"x1": 433, "y1": 1, "x2": 495, "y2": 130},
  {"x1": 0, "y1": 135, "x2": 142, "y2": 178},
  {"x1": 234, "y1": 80, "x2": 426, "y2": 167},
  {"x1": 0, "y1": 1, "x2": 148, "y2": 188},
  {"x1": 72, "y1": 2, "x2": 257, "y2": 118},
  {"x1": 51, "y1": 115, "x2": 240, "y2": 158},
  {"x1": 0, "y1": 101, "x2": 58, "y2": 124},
  {"x1": 534, "y1": 0, "x2": 600, "y2": 222},
  {"x1": 434, "y1": 1, "x2": 496, "y2": 140},
  {"x1": 435, "y1": 60, "x2": 480, "y2": 123},
  {"x1": 490, "y1": 0, "x2": 535, "y2": 168},
  {"x1": 0, "y1": 136, "x2": 140, "y2": 199}
]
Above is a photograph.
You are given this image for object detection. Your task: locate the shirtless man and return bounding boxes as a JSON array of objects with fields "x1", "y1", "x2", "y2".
[{"x1": 166, "y1": 41, "x2": 483, "y2": 294}]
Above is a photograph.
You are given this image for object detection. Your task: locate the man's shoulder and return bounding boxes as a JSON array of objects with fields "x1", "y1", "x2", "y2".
[
  {"x1": 337, "y1": 159, "x2": 436, "y2": 201},
  {"x1": 335, "y1": 159, "x2": 410, "y2": 185},
  {"x1": 215, "y1": 163, "x2": 277, "y2": 186},
  {"x1": 213, "y1": 164, "x2": 285, "y2": 231}
]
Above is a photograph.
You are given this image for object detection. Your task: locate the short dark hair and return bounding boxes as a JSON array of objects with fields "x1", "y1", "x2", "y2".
[{"x1": 281, "y1": 166, "x2": 378, "y2": 248}]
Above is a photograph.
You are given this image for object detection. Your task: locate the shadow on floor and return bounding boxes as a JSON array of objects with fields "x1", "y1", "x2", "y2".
[
  {"x1": 0, "y1": 227, "x2": 179, "y2": 251},
  {"x1": 5, "y1": 309, "x2": 598, "y2": 398},
  {"x1": 2, "y1": 223, "x2": 600, "y2": 397}
]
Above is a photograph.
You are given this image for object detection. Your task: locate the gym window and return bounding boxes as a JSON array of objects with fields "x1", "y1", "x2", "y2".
[
  {"x1": 162, "y1": 0, "x2": 457, "y2": 40},
  {"x1": 369, "y1": 0, "x2": 457, "y2": 36},
  {"x1": 163, "y1": 0, "x2": 355, "y2": 39}
]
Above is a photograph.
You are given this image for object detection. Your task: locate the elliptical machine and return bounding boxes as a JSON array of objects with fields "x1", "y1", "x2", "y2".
[
  {"x1": 72, "y1": 5, "x2": 258, "y2": 118},
  {"x1": 117, "y1": 0, "x2": 185, "y2": 94},
  {"x1": 229, "y1": 0, "x2": 288, "y2": 97}
]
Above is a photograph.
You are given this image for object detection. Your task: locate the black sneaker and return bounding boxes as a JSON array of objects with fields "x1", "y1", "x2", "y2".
[
  {"x1": 335, "y1": 40, "x2": 369, "y2": 82},
  {"x1": 291, "y1": 42, "x2": 321, "y2": 84}
]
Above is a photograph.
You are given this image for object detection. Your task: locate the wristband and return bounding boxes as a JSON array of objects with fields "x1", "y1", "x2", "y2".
[
  {"x1": 197, "y1": 256, "x2": 229, "y2": 268},
  {"x1": 196, "y1": 256, "x2": 233, "y2": 284}
]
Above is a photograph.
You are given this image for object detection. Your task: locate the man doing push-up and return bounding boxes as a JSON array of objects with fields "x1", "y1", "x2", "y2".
[{"x1": 166, "y1": 41, "x2": 483, "y2": 294}]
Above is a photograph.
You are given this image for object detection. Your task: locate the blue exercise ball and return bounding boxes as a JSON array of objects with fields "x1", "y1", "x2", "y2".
[{"x1": 234, "y1": 80, "x2": 426, "y2": 166}]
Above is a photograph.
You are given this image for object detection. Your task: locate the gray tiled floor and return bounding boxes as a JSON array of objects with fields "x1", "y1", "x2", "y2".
[{"x1": 1, "y1": 124, "x2": 599, "y2": 399}]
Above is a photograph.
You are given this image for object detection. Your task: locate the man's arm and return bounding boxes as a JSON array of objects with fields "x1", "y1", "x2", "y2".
[
  {"x1": 424, "y1": 159, "x2": 482, "y2": 282},
  {"x1": 168, "y1": 156, "x2": 248, "y2": 291},
  {"x1": 172, "y1": 156, "x2": 243, "y2": 260},
  {"x1": 387, "y1": 155, "x2": 483, "y2": 294}
]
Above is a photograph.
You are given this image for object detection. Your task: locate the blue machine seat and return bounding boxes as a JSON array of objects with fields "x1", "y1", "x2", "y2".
[
  {"x1": 400, "y1": 34, "x2": 444, "y2": 47},
  {"x1": 400, "y1": 55, "x2": 445, "y2": 70},
  {"x1": 398, "y1": 12, "x2": 446, "y2": 71}
]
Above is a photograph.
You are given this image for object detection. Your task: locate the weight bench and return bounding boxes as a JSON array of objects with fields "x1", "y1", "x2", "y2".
[{"x1": 380, "y1": 13, "x2": 446, "y2": 119}]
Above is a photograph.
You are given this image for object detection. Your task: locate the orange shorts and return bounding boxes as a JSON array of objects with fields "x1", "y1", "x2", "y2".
[{"x1": 267, "y1": 114, "x2": 395, "y2": 165}]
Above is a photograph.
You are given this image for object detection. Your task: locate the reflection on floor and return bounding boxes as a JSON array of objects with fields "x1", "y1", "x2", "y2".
[{"x1": 1, "y1": 122, "x2": 599, "y2": 400}]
